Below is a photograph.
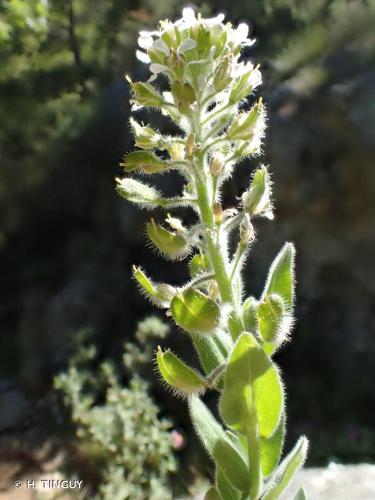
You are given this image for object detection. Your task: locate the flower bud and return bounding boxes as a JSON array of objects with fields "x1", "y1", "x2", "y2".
[
  {"x1": 213, "y1": 55, "x2": 233, "y2": 92},
  {"x1": 242, "y1": 296, "x2": 258, "y2": 332},
  {"x1": 242, "y1": 165, "x2": 273, "y2": 219},
  {"x1": 185, "y1": 133, "x2": 195, "y2": 158},
  {"x1": 239, "y1": 214, "x2": 254, "y2": 246},
  {"x1": 130, "y1": 118, "x2": 160, "y2": 150},
  {"x1": 227, "y1": 99, "x2": 264, "y2": 141},
  {"x1": 130, "y1": 81, "x2": 163, "y2": 107},
  {"x1": 121, "y1": 151, "x2": 167, "y2": 174},
  {"x1": 209, "y1": 157, "x2": 223, "y2": 177},
  {"x1": 171, "y1": 81, "x2": 196, "y2": 115},
  {"x1": 229, "y1": 67, "x2": 262, "y2": 104},
  {"x1": 213, "y1": 202, "x2": 223, "y2": 224},
  {"x1": 157, "y1": 347, "x2": 207, "y2": 396}
]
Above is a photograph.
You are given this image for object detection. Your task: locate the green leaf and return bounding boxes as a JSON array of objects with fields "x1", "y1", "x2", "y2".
[
  {"x1": 204, "y1": 487, "x2": 221, "y2": 500},
  {"x1": 189, "y1": 253, "x2": 210, "y2": 277},
  {"x1": 262, "y1": 436, "x2": 309, "y2": 500},
  {"x1": 293, "y1": 487, "x2": 308, "y2": 500},
  {"x1": 147, "y1": 218, "x2": 189, "y2": 260},
  {"x1": 219, "y1": 333, "x2": 284, "y2": 438},
  {"x1": 216, "y1": 467, "x2": 241, "y2": 500},
  {"x1": 189, "y1": 396, "x2": 250, "y2": 493},
  {"x1": 130, "y1": 81, "x2": 163, "y2": 107},
  {"x1": 171, "y1": 289, "x2": 220, "y2": 334},
  {"x1": 156, "y1": 347, "x2": 207, "y2": 396},
  {"x1": 242, "y1": 296, "x2": 258, "y2": 332},
  {"x1": 260, "y1": 412, "x2": 285, "y2": 477},
  {"x1": 116, "y1": 178, "x2": 162, "y2": 209},
  {"x1": 121, "y1": 151, "x2": 167, "y2": 174},
  {"x1": 262, "y1": 243, "x2": 295, "y2": 311}
]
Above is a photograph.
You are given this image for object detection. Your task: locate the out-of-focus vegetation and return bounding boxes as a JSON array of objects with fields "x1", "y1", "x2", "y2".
[
  {"x1": 1, "y1": 0, "x2": 375, "y2": 493},
  {"x1": 54, "y1": 317, "x2": 177, "y2": 499}
]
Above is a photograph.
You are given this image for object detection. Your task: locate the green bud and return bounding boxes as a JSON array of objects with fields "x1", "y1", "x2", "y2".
[
  {"x1": 189, "y1": 253, "x2": 210, "y2": 277},
  {"x1": 258, "y1": 294, "x2": 285, "y2": 343},
  {"x1": 132, "y1": 266, "x2": 172, "y2": 307},
  {"x1": 156, "y1": 347, "x2": 207, "y2": 396},
  {"x1": 171, "y1": 81, "x2": 196, "y2": 114},
  {"x1": 239, "y1": 214, "x2": 254, "y2": 245},
  {"x1": 121, "y1": 151, "x2": 167, "y2": 174},
  {"x1": 130, "y1": 81, "x2": 163, "y2": 107},
  {"x1": 242, "y1": 165, "x2": 273, "y2": 219},
  {"x1": 171, "y1": 288, "x2": 220, "y2": 334},
  {"x1": 130, "y1": 117, "x2": 160, "y2": 150},
  {"x1": 242, "y1": 296, "x2": 258, "y2": 331},
  {"x1": 214, "y1": 55, "x2": 233, "y2": 92},
  {"x1": 227, "y1": 99, "x2": 264, "y2": 141},
  {"x1": 116, "y1": 177, "x2": 162, "y2": 209},
  {"x1": 147, "y1": 218, "x2": 189, "y2": 260},
  {"x1": 229, "y1": 67, "x2": 262, "y2": 104}
]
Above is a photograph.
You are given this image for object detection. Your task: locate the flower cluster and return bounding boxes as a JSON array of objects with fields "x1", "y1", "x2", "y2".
[{"x1": 117, "y1": 8, "x2": 308, "y2": 500}]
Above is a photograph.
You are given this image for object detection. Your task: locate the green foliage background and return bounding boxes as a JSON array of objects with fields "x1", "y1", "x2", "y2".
[{"x1": 1, "y1": 0, "x2": 375, "y2": 470}]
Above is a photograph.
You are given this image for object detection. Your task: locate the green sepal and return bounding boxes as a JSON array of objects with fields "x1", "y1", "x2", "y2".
[
  {"x1": 147, "y1": 218, "x2": 189, "y2": 260},
  {"x1": 262, "y1": 436, "x2": 309, "y2": 500},
  {"x1": 189, "y1": 396, "x2": 250, "y2": 494},
  {"x1": 130, "y1": 81, "x2": 163, "y2": 107},
  {"x1": 189, "y1": 253, "x2": 210, "y2": 278},
  {"x1": 242, "y1": 296, "x2": 258, "y2": 332},
  {"x1": 204, "y1": 487, "x2": 222, "y2": 500},
  {"x1": 293, "y1": 487, "x2": 308, "y2": 500},
  {"x1": 171, "y1": 289, "x2": 220, "y2": 334},
  {"x1": 216, "y1": 467, "x2": 241, "y2": 500},
  {"x1": 260, "y1": 412, "x2": 285, "y2": 477},
  {"x1": 156, "y1": 347, "x2": 207, "y2": 396},
  {"x1": 116, "y1": 178, "x2": 162, "y2": 209},
  {"x1": 219, "y1": 333, "x2": 284, "y2": 438},
  {"x1": 229, "y1": 67, "x2": 262, "y2": 104},
  {"x1": 262, "y1": 242, "x2": 295, "y2": 311},
  {"x1": 121, "y1": 151, "x2": 167, "y2": 174}
]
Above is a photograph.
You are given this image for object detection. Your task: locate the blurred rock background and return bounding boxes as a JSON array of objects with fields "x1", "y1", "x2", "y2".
[{"x1": 1, "y1": 0, "x2": 374, "y2": 484}]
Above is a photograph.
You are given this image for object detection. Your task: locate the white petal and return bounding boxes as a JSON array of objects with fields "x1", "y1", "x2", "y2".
[
  {"x1": 138, "y1": 34, "x2": 153, "y2": 50},
  {"x1": 177, "y1": 38, "x2": 197, "y2": 53},
  {"x1": 182, "y1": 7, "x2": 196, "y2": 22},
  {"x1": 136, "y1": 50, "x2": 151, "y2": 64},
  {"x1": 150, "y1": 63, "x2": 168, "y2": 74},
  {"x1": 152, "y1": 38, "x2": 170, "y2": 56},
  {"x1": 236, "y1": 23, "x2": 249, "y2": 43},
  {"x1": 205, "y1": 13, "x2": 225, "y2": 26}
]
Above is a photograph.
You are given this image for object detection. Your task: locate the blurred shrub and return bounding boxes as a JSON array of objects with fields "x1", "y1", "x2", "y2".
[{"x1": 54, "y1": 317, "x2": 177, "y2": 500}]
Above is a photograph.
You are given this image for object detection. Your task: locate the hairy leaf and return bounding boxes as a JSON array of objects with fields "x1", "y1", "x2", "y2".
[
  {"x1": 262, "y1": 243, "x2": 295, "y2": 311},
  {"x1": 190, "y1": 396, "x2": 250, "y2": 493}
]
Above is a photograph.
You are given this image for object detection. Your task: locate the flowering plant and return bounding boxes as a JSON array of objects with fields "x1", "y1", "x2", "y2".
[{"x1": 117, "y1": 8, "x2": 308, "y2": 499}]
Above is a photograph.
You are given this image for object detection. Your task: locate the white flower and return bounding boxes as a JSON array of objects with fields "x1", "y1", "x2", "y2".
[{"x1": 136, "y1": 50, "x2": 151, "y2": 64}]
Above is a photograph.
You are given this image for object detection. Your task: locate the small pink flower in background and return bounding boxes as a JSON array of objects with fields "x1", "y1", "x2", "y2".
[{"x1": 171, "y1": 430, "x2": 185, "y2": 450}]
